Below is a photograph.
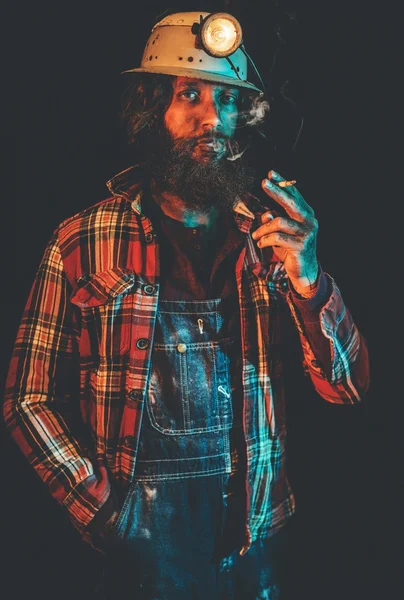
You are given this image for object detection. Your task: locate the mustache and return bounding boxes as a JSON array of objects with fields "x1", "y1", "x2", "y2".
[
  {"x1": 172, "y1": 132, "x2": 227, "y2": 148},
  {"x1": 171, "y1": 132, "x2": 242, "y2": 157},
  {"x1": 195, "y1": 133, "x2": 227, "y2": 143}
]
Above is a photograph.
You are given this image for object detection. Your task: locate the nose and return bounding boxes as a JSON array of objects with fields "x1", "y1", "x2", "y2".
[{"x1": 200, "y1": 96, "x2": 222, "y2": 131}]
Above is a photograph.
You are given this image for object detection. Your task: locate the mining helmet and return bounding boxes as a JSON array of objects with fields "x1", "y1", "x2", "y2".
[{"x1": 122, "y1": 11, "x2": 263, "y2": 93}]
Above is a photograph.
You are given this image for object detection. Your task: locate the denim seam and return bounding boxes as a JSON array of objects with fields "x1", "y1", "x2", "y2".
[
  {"x1": 133, "y1": 467, "x2": 230, "y2": 482},
  {"x1": 180, "y1": 352, "x2": 191, "y2": 429},
  {"x1": 135, "y1": 452, "x2": 227, "y2": 463},
  {"x1": 153, "y1": 339, "x2": 231, "y2": 350},
  {"x1": 145, "y1": 398, "x2": 232, "y2": 435}
]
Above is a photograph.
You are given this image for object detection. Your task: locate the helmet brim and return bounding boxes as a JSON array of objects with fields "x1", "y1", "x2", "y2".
[{"x1": 121, "y1": 65, "x2": 263, "y2": 93}]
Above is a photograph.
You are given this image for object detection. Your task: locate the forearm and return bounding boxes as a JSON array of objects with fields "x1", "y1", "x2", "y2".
[
  {"x1": 3, "y1": 232, "x2": 110, "y2": 534},
  {"x1": 289, "y1": 268, "x2": 333, "y2": 373},
  {"x1": 287, "y1": 270, "x2": 370, "y2": 403}
]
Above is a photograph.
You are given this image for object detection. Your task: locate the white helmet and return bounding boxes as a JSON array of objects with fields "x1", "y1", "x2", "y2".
[{"x1": 122, "y1": 11, "x2": 263, "y2": 93}]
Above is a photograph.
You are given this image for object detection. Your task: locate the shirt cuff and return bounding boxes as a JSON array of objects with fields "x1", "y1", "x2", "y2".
[{"x1": 289, "y1": 269, "x2": 330, "y2": 322}]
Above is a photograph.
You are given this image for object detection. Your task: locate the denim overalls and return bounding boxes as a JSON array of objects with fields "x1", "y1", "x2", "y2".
[{"x1": 101, "y1": 300, "x2": 287, "y2": 599}]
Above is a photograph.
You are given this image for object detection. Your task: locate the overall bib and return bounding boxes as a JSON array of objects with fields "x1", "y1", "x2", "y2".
[{"x1": 102, "y1": 299, "x2": 287, "y2": 599}]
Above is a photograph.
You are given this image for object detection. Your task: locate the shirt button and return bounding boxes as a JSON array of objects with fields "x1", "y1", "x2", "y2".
[
  {"x1": 143, "y1": 284, "x2": 156, "y2": 295},
  {"x1": 128, "y1": 389, "x2": 143, "y2": 401},
  {"x1": 192, "y1": 229, "x2": 198, "y2": 235},
  {"x1": 124, "y1": 435, "x2": 136, "y2": 448},
  {"x1": 177, "y1": 343, "x2": 187, "y2": 353},
  {"x1": 144, "y1": 232, "x2": 154, "y2": 243},
  {"x1": 136, "y1": 338, "x2": 150, "y2": 350},
  {"x1": 194, "y1": 244, "x2": 201, "y2": 251}
]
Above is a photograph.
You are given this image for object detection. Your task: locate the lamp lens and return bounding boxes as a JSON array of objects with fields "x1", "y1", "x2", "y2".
[{"x1": 201, "y1": 15, "x2": 242, "y2": 57}]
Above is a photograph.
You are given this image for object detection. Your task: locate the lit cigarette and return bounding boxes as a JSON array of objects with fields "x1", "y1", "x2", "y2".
[{"x1": 278, "y1": 180, "x2": 296, "y2": 187}]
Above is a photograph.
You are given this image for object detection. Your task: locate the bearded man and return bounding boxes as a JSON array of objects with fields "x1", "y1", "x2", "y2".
[{"x1": 3, "y1": 11, "x2": 369, "y2": 600}]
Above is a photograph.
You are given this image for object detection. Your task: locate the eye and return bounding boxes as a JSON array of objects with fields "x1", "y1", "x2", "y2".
[
  {"x1": 178, "y1": 89, "x2": 200, "y2": 102},
  {"x1": 220, "y1": 92, "x2": 239, "y2": 106}
]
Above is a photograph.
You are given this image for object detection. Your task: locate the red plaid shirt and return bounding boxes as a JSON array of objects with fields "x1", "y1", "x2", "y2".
[{"x1": 4, "y1": 166, "x2": 369, "y2": 552}]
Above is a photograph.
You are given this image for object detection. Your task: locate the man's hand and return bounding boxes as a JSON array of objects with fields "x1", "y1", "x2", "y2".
[
  {"x1": 252, "y1": 170, "x2": 319, "y2": 296},
  {"x1": 99, "y1": 509, "x2": 120, "y2": 540}
]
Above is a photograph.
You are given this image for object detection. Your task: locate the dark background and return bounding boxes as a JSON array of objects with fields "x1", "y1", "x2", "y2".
[{"x1": 1, "y1": 1, "x2": 402, "y2": 599}]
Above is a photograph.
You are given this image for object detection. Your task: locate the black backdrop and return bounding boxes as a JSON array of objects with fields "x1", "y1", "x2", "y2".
[{"x1": 1, "y1": 1, "x2": 402, "y2": 599}]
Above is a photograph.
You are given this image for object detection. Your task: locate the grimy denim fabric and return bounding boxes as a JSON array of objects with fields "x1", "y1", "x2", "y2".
[{"x1": 100, "y1": 300, "x2": 288, "y2": 599}]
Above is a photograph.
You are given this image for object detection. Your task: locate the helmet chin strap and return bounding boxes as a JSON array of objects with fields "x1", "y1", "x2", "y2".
[{"x1": 239, "y1": 45, "x2": 267, "y2": 97}]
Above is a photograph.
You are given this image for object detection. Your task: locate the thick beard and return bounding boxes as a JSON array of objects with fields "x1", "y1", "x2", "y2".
[{"x1": 144, "y1": 126, "x2": 256, "y2": 215}]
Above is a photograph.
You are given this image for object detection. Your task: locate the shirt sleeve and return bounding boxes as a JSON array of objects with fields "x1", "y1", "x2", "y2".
[
  {"x1": 287, "y1": 270, "x2": 370, "y2": 404},
  {"x1": 3, "y1": 231, "x2": 111, "y2": 535}
]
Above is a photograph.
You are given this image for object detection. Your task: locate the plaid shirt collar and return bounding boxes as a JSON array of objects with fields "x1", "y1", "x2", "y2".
[{"x1": 106, "y1": 165, "x2": 270, "y2": 236}]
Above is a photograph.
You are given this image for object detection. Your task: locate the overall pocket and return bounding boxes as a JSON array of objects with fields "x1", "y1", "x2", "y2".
[{"x1": 147, "y1": 339, "x2": 233, "y2": 435}]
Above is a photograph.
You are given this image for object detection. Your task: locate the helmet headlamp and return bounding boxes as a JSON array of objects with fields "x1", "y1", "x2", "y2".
[{"x1": 196, "y1": 13, "x2": 243, "y2": 58}]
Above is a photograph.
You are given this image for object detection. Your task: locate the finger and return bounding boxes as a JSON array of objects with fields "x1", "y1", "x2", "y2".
[
  {"x1": 267, "y1": 170, "x2": 297, "y2": 187},
  {"x1": 253, "y1": 216, "x2": 304, "y2": 241},
  {"x1": 261, "y1": 175, "x2": 314, "y2": 223},
  {"x1": 260, "y1": 211, "x2": 275, "y2": 224},
  {"x1": 256, "y1": 232, "x2": 302, "y2": 249}
]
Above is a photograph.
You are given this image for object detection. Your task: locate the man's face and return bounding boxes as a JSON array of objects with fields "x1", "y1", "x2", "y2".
[
  {"x1": 164, "y1": 77, "x2": 239, "y2": 162},
  {"x1": 146, "y1": 76, "x2": 255, "y2": 215}
]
